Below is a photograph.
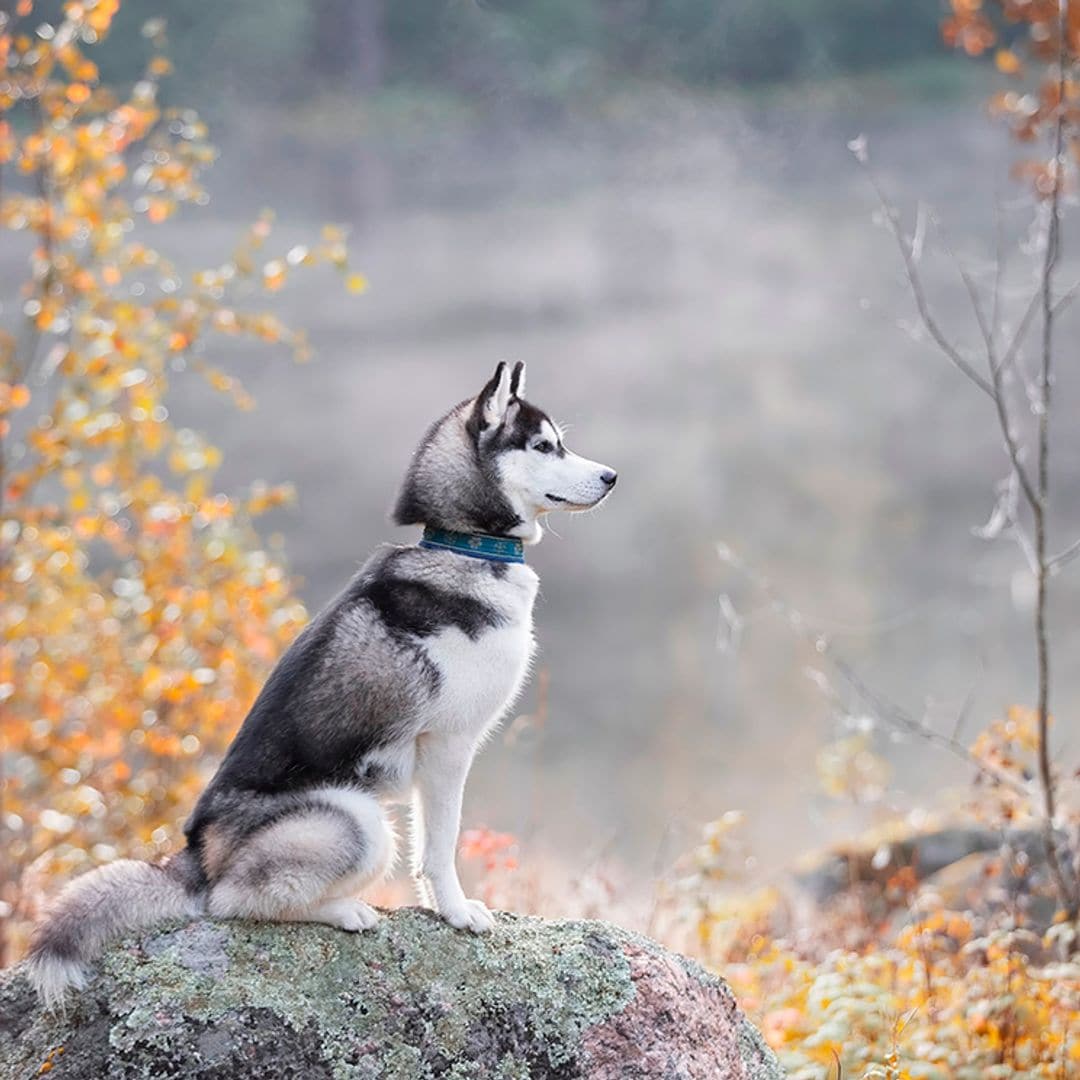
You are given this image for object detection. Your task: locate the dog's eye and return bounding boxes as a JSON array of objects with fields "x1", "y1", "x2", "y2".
[{"x1": 534, "y1": 440, "x2": 554, "y2": 454}]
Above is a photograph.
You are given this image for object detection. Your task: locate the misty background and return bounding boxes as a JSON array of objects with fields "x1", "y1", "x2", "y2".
[{"x1": 29, "y1": 1, "x2": 1080, "y2": 883}]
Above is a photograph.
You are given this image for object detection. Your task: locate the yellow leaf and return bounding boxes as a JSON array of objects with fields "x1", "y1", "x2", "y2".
[{"x1": 346, "y1": 272, "x2": 368, "y2": 295}]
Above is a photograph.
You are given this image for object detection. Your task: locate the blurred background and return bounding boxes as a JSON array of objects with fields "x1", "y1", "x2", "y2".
[
  {"x1": 8, "y1": 6, "x2": 1080, "y2": 1071},
  {"x1": 6, "y1": 0, "x2": 1080, "y2": 897}
]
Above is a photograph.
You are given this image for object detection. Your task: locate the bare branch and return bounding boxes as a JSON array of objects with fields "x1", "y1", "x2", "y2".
[
  {"x1": 933, "y1": 215, "x2": 995, "y2": 356},
  {"x1": 853, "y1": 151, "x2": 995, "y2": 399},
  {"x1": 1051, "y1": 277, "x2": 1080, "y2": 317},
  {"x1": 718, "y1": 546, "x2": 1031, "y2": 799},
  {"x1": 995, "y1": 286, "x2": 1041, "y2": 379},
  {"x1": 972, "y1": 471, "x2": 1017, "y2": 542},
  {"x1": 927, "y1": 201, "x2": 1041, "y2": 511},
  {"x1": 827, "y1": 652, "x2": 1029, "y2": 800},
  {"x1": 1047, "y1": 535, "x2": 1080, "y2": 574},
  {"x1": 857, "y1": 154, "x2": 1043, "y2": 513},
  {"x1": 912, "y1": 201, "x2": 928, "y2": 264},
  {"x1": 989, "y1": 363, "x2": 1040, "y2": 513}
]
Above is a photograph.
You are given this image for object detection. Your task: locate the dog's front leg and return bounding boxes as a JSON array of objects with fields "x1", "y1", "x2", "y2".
[{"x1": 412, "y1": 731, "x2": 495, "y2": 933}]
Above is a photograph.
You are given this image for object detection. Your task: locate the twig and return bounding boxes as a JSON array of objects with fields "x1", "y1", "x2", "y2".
[
  {"x1": 718, "y1": 546, "x2": 1031, "y2": 799},
  {"x1": 995, "y1": 285, "x2": 1041, "y2": 379},
  {"x1": 1051, "y1": 277, "x2": 1080, "y2": 317},
  {"x1": 828, "y1": 652, "x2": 1028, "y2": 800},
  {"x1": 853, "y1": 153, "x2": 995, "y2": 399},
  {"x1": 933, "y1": 218, "x2": 1044, "y2": 509},
  {"x1": 858, "y1": 153, "x2": 1040, "y2": 509},
  {"x1": 1047, "y1": 536, "x2": 1080, "y2": 573},
  {"x1": 933, "y1": 215, "x2": 995, "y2": 356}
]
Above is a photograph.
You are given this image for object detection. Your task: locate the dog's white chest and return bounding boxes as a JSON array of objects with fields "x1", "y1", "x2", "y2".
[{"x1": 421, "y1": 571, "x2": 537, "y2": 736}]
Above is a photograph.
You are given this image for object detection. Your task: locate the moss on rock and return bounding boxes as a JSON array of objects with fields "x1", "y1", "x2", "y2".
[{"x1": 0, "y1": 908, "x2": 784, "y2": 1079}]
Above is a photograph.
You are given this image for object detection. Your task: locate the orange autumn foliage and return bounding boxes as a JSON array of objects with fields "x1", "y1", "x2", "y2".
[
  {"x1": 945, "y1": 0, "x2": 1080, "y2": 189},
  {"x1": 0, "y1": 1, "x2": 362, "y2": 962}
]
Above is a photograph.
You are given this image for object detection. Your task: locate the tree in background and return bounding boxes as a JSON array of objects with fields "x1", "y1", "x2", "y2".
[
  {"x1": 877, "y1": 0, "x2": 1080, "y2": 919},
  {"x1": 310, "y1": 0, "x2": 384, "y2": 95},
  {"x1": 732, "y1": 0, "x2": 1080, "y2": 930},
  {"x1": 61, "y1": 0, "x2": 949, "y2": 118},
  {"x1": 0, "y1": 0, "x2": 364, "y2": 964}
]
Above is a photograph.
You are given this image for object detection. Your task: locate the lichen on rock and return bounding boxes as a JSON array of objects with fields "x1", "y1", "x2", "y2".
[{"x1": 0, "y1": 908, "x2": 785, "y2": 1079}]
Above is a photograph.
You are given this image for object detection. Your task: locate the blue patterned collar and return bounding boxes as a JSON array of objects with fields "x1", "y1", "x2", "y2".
[{"x1": 419, "y1": 526, "x2": 525, "y2": 564}]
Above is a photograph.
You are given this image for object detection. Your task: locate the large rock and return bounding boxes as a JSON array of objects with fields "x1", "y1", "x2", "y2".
[{"x1": 0, "y1": 908, "x2": 784, "y2": 1079}]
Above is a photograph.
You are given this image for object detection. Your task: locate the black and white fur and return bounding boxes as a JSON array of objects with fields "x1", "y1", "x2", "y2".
[{"x1": 25, "y1": 362, "x2": 616, "y2": 1008}]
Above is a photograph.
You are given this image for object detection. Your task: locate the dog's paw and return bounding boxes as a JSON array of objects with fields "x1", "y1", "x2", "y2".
[
  {"x1": 324, "y1": 898, "x2": 381, "y2": 932},
  {"x1": 439, "y1": 897, "x2": 496, "y2": 933}
]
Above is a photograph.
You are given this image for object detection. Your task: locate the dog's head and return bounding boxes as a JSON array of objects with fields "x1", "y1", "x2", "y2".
[{"x1": 393, "y1": 361, "x2": 616, "y2": 544}]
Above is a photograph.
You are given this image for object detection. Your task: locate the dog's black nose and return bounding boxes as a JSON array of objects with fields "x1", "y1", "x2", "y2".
[{"x1": 601, "y1": 470, "x2": 618, "y2": 487}]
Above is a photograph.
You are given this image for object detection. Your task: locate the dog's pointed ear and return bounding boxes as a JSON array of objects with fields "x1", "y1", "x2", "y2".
[
  {"x1": 510, "y1": 361, "x2": 526, "y2": 399},
  {"x1": 475, "y1": 361, "x2": 513, "y2": 432}
]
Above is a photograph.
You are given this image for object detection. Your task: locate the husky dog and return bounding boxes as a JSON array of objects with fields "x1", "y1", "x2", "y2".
[{"x1": 25, "y1": 361, "x2": 616, "y2": 1007}]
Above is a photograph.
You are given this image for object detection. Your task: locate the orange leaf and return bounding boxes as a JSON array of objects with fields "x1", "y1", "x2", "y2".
[
  {"x1": 263, "y1": 260, "x2": 286, "y2": 292},
  {"x1": 0, "y1": 383, "x2": 31, "y2": 412},
  {"x1": 995, "y1": 49, "x2": 1023, "y2": 76}
]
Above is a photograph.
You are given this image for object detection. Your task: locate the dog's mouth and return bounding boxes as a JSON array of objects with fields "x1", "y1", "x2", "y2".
[{"x1": 545, "y1": 491, "x2": 610, "y2": 510}]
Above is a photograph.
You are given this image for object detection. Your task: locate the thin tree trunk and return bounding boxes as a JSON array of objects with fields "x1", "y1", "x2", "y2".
[{"x1": 1033, "y1": 8, "x2": 1078, "y2": 921}]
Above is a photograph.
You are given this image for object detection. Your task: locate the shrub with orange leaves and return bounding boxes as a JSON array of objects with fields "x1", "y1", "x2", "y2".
[
  {"x1": 727, "y1": 911, "x2": 1080, "y2": 1079},
  {"x1": 0, "y1": 1, "x2": 363, "y2": 964},
  {"x1": 659, "y1": 808, "x2": 1080, "y2": 1080}
]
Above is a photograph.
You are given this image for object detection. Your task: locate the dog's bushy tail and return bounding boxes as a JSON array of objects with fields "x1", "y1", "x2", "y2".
[{"x1": 25, "y1": 849, "x2": 205, "y2": 1009}]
